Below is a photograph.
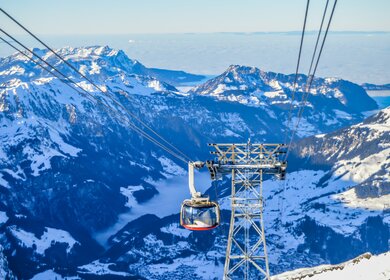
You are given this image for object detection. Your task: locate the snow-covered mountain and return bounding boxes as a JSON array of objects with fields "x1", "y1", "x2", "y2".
[
  {"x1": 90, "y1": 107, "x2": 389, "y2": 279},
  {"x1": 0, "y1": 46, "x2": 387, "y2": 279},
  {"x1": 190, "y1": 65, "x2": 377, "y2": 138},
  {"x1": 0, "y1": 45, "x2": 205, "y2": 86},
  {"x1": 361, "y1": 83, "x2": 390, "y2": 91},
  {"x1": 292, "y1": 107, "x2": 390, "y2": 200}
]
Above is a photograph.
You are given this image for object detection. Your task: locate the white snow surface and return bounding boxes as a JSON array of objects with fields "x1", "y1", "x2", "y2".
[
  {"x1": 263, "y1": 170, "x2": 386, "y2": 236},
  {"x1": 287, "y1": 117, "x2": 320, "y2": 138},
  {"x1": 333, "y1": 148, "x2": 390, "y2": 184},
  {"x1": 157, "y1": 155, "x2": 186, "y2": 178},
  {"x1": 334, "y1": 189, "x2": 390, "y2": 210},
  {"x1": 0, "y1": 79, "x2": 84, "y2": 178},
  {"x1": 120, "y1": 185, "x2": 143, "y2": 208},
  {"x1": 147, "y1": 254, "x2": 223, "y2": 279},
  {"x1": 0, "y1": 174, "x2": 10, "y2": 189},
  {"x1": 160, "y1": 223, "x2": 192, "y2": 238},
  {"x1": 0, "y1": 212, "x2": 8, "y2": 225},
  {"x1": 9, "y1": 226, "x2": 79, "y2": 255},
  {"x1": 78, "y1": 261, "x2": 130, "y2": 276},
  {"x1": 272, "y1": 252, "x2": 390, "y2": 280},
  {"x1": 31, "y1": 269, "x2": 80, "y2": 280}
]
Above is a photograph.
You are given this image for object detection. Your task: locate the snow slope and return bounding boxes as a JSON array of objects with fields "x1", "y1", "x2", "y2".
[
  {"x1": 9, "y1": 226, "x2": 78, "y2": 255},
  {"x1": 94, "y1": 107, "x2": 390, "y2": 279},
  {"x1": 273, "y1": 252, "x2": 390, "y2": 280}
]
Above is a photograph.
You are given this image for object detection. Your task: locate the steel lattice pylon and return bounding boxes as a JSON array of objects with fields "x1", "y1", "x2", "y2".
[{"x1": 206, "y1": 141, "x2": 287, "y2": 280}]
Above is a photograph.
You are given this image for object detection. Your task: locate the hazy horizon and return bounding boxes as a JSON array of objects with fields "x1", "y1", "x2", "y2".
[{"x1": 1, "y1": 32, "x2": 389, "y2": 85}]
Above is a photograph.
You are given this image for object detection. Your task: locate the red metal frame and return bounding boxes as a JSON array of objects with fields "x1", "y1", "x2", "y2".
[{"x1": 182, "y1": 224, "x2": 219, "y2": 231}]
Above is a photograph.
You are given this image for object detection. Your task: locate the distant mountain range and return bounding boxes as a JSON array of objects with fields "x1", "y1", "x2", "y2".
[
  {"x1": 0, "y1": 46, "x2": 388, "y2": 279},
  {"x1": 361, "y1": 83, "x2": 390, "y2": 91},
  {"x1": 0, "y1": 45, "x2": 205, "y2": 86}
]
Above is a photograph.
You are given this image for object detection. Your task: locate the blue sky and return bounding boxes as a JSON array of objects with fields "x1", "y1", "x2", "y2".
[{"x1": 1, "y1": 0, "x2": 390, "y2": 34}]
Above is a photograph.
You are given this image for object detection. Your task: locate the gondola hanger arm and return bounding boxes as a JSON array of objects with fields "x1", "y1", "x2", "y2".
[{"x1": 188, "y1": 161, "x2": 205, "y2": 199}]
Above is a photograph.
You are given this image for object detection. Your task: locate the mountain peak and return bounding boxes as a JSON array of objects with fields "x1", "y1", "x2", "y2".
[
  {"x1": 0, "y1": 45, "x2": 204, "y2": 86},
  {"x1": 0, "y1": 45, "x2": 152, "y2": 90},
  {"x1": 226, "y1": 64, "x2": 260, "y2": 72},
  {"x1": 190, "y1": 64, "x2": 271, "y2": 99},
  {"x1": 224, "y1": 64, "x2": 267, "y2": 79},
  {"x1": 190, "y1": 64, "x2": 377, "y2": 113},
  {"x1": 48, "y1": 45, "x2": 125, "y2": 59}
]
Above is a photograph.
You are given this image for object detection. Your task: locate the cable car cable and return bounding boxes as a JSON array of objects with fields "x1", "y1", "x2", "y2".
[
  {"x1": 0, "y1": 33, "x2": 189, "y2": 164},
  {"x1": 283, "y1": 0, "x2": 310, "y2": 145},
  {"x1": 308, "y1": 0, "x2": 330, "y2": 78},
  {"x1": 0, "y1": 7, "x2": 192, "y2": 163},
  {"x1": 278, "y1": 0, "x2": 310, "y2": 223},
  {"x1": 280, "y1": 0, "x2": 338, "y2": 225},
  {"x1": 1, "y1": 35, "x2": 188, "y2": 165},
  {"x1": 0, "y1": 36, "x2": 97, "y2": 103},
  {"x1": 279, "y1": 0, "x2": 337, "y2": 223},
  {"x1": 284, "y1": 0, "x2": 338, "y2": 162}
]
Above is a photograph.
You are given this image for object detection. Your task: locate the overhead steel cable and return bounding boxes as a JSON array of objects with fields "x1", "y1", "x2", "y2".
[
  {"x1": 285, "y1": 0, "x2": 338, "y2": 161},
  {"x1": 0, "y1": 7, "x2": 192, "y2": 163},
  {"x1": 308, "y1": 0, "x2": 330, "y2": 78},
  {"x1": 279, "y1": 0, "x2": 337, "y2": 225},
  {"x1": 283, "y1": 0, "x2": 310, "y2": 145},
  {"x1": 308, "y1": 0, "x2": 338, "y2": 87},
  {"x1": 0, "y1": 35, "x2": 189, "y2": 164},
  {"x1": 0, "y1": 36, "x2": 94, "y2": 101},
  {"x1": 278, "y1": 0, "x2": 311, "y2": 224},
  {"x1": 0, "y1": 33, "x2": 189, "y2": 164},
  {"x1": 0, "y1": 28, "x2": 104, "y2": 98}
]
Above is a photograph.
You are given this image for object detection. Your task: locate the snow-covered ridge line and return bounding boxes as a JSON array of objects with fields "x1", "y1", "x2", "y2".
[
  {"x1": 272, "y1": 252, "x2": 390, "y2": 280},
  {"x1": 190, "y1": 64, "x2": 377, "y2": 112},
  {"x1": 0, "y1": 45, "x2": 204, "y2": 86}
]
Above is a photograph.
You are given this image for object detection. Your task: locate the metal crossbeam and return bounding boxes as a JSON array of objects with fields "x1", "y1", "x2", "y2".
[{"x1": 207, "y1": 140, "x2": 287, "y2": 280}]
